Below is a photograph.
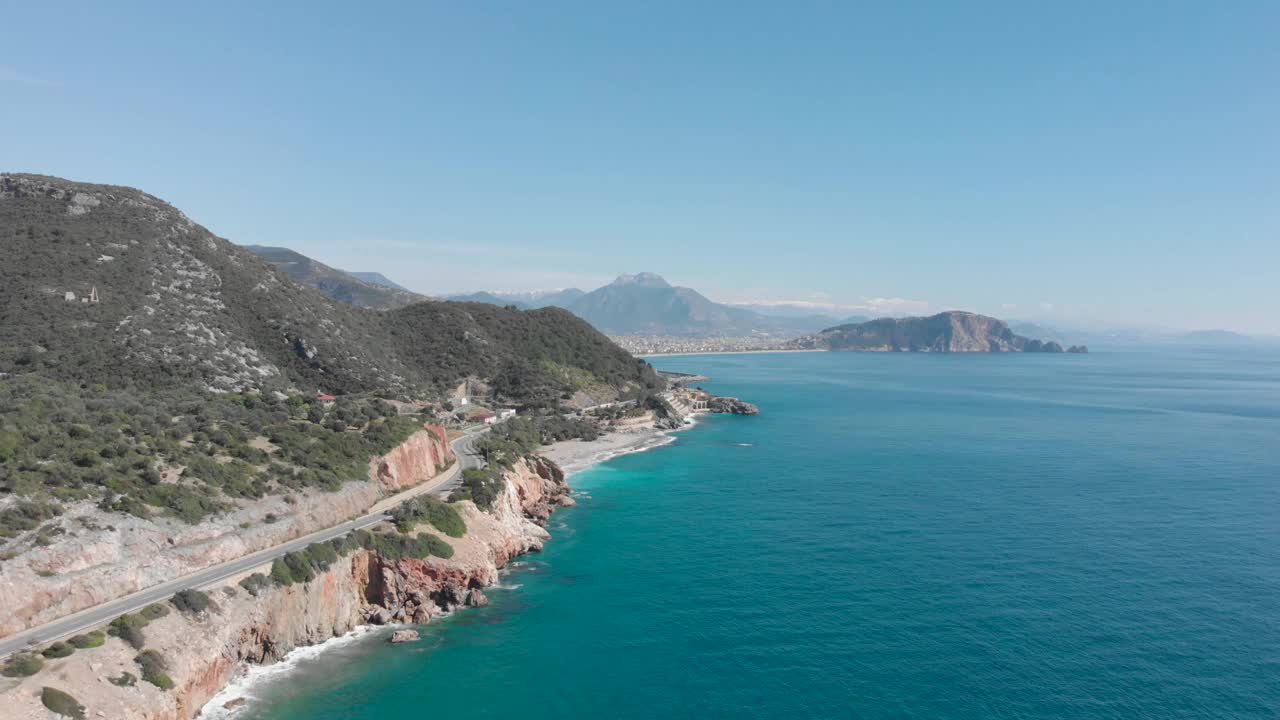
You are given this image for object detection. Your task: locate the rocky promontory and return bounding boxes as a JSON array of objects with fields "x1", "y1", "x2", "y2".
[
  {"x1": 792, "y1": 311, "x2": 1088, "y2": 353},
  {"x1": 707, "y1": 396, "x2": 760, "y2": 415}
]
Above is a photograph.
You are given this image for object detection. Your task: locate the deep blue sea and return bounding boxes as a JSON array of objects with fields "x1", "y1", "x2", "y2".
[{"x1": 238, "y1": 349, "x2": 1280, "y2": 719}]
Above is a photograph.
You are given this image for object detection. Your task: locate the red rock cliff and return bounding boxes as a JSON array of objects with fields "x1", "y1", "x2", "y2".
[
  {"x1": 0, "y1": 456, "x2": 570, "y2": 720},
  {"x1": 372, "y1": 425, "x2": 454, "y2": 491}
]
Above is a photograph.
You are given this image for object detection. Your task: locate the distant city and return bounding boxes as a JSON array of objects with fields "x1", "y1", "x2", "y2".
[{"x1": 611, "y1": 335, "x2": 793, "y2": 356}]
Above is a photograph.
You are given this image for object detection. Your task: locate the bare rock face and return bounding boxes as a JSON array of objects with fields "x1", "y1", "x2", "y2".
[
  {"x1": 372, "y1": 425, "x2": 454, "y2": 492},
  {"x1": 389, "y1": 629, "x2": 420, "y2": 644}
]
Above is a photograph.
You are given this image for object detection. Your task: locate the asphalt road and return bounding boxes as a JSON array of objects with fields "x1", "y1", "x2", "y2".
[{"x1": 0, "y1": 428, "x2": 487, "y2": 658}]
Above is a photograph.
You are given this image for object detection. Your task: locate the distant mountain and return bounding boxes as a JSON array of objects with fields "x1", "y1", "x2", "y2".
[
  {"x1": 1174, "y1": 329, "x2": 1257, "y2": 346},
  {"x1": 726, "y1": 302, "x2": 860, "y2": 332},
  {"x1": 449, "y1": 273, "x2": 826, "y2": 336},
  {"x1": 445, "y1": 288, "x2": 585, "y2": 309},
  {"x1": 795, "y1": 312, "x2": 1086, "y2": 353},
  {"x1": 0, "y1": 173, "x2": 661, "y2": 404},
  {"x1": 349, "y1": 271, "x2": 410, "y2": 292},
  {"x1": 1009, "y1": 321, "x2": 1071, "y2": 345},
  {"x1": 525, "y1": 288, "x2": 586, "y2": 308},
  {"x1": 558, "y1": 273, "x2": 814, "y2": 336},
  {"x1": 1009, "y1": 321, "x2": 1269, "y2": 349},
  {"x1": 244, "y1": 245, "x2": 427, "y2": 310},
  {"x1": 445, "y1": 291, "x2": 531, "y2": 308}
]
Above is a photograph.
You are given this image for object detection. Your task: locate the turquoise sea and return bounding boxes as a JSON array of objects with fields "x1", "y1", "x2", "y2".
[{"x1": 241, "y1": 350, "x2": 1280, "y2": 719}]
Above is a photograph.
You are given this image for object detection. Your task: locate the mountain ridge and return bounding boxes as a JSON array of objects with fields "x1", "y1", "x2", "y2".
[
  {"x1": 559, "y1": 273, "x2": 832, "y2": 336},
  {"x1": 0, "y1": 173, "x2": 660, "y2": 405},
  {"x1": 795, "y1": 312, "x2": 1087, "y2": 353},
  {"x1": 244, "y1": 245, "x2": 427, "y2": 310}
]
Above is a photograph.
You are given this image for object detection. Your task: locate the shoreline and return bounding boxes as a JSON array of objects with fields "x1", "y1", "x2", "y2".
[
  {"x1": 197, "y1": 424, "x2": 687, "y2": 718},
  {"x1": 200, "y1": 625, "x2": 383, "y2": 719},
  {"x1": 636, "y1": 348, "x2": 823, "y2": 358},
  {"x1": 539, "y1": 426, "x2": 678, "y2": 476}
]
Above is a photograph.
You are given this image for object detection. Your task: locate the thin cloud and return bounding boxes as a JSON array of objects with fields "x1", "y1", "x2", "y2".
[
  {"x1": 730, "y1": 296, "x2": 931, "y2": 316},
  {"x1": 858, "y1": 297, "x2": 931, "y2": 315},
  {"x1": 0, "y1": 66, "x2": 60, "y2": 87}
]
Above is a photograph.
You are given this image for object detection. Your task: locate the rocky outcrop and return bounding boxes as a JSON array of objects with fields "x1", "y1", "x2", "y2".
[
  {"x1": 0, "y1": 426, "x2": 453, "y2": 638},
  {"x1": 388, "y1": 629, "x2": 419, "y2": 644},
  {"x1": 706, "y1": 396, "x2": 760, "y2": 415},
  {"x1": 0, "y1": 456, "x2": 569, "y2": 720}
]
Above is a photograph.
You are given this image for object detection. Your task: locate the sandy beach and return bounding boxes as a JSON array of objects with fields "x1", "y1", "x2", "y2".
[{"x1": 541, "y1": 427, "x2": 676, "y2": 476}]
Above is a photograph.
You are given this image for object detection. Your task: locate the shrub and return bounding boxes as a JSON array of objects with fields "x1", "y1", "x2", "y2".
[
  {"x1": 283, "y1": 550, "x2": 316, "y2": 584},
  {"x1": 0, "y1": 499, "x2": 63, "y2": 539},
  {"x1": 116, "y1": 623, "x2": 146, "y2": 649},
  {"x1": 108, "y1": 613, "x2": 148, "y2": 650},
  {"x1": 239, "y1": 573, "x2": 270, "y2": 596},
  {"x1": 390, "y1": 496, "x2": 466, "y2": 537},
  {"x1": 1, "y1": 652, "x2": 44, "y2": 677},
  {"x1": 135, "y1": 650, "x2": 174, "y2": 690},
  {"x1": 357, "y1": 529, "x2": 454, "y2": 561},
  {"x1": 418, "y1": 534, "x2": 455, "y2": 559},
  {"x1": 270, "y1": 558, "x2": 294, "y2": 586},
  {"x1": 450, "y1": 468, "x2": 505, "y2": 511},
  {"x1": 41, "y1": 642, "x2": 75, "y2": 658},
  {"x1": 40, "y1": 687, "x2": 86, "y2": 719},
  {"x1": 170, "y1": 589, "x2": 211, "y2": 614},
  {"x1": 109, "y1": 671, "x2": 137, "y2": 687},
  {"x1": 68, "y1": 630, "x2": 105, "y2": 649},
  {"x1": 304, "y1": 541, "x2": 339, "y2": 570},
  {"x1": 140, "y1": 603, "x2": 170, "y2": 621}
]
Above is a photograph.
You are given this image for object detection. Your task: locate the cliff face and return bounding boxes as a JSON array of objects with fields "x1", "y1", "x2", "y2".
[
  {"x1": 0, "y1": 426, "x2": 453, "y2": 638},
  {"x1": 0, "y1": 457, "x2": 569, "y2": 720},
  {"x1": 372, "y1": 425, "x2": 452, "y2": 492},
  {"x1": 798, "y1": 311, "x2": 1079, "y2": 353}
]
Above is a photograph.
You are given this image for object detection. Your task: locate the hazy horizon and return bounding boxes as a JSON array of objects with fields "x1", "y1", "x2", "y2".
[{"x1": 4, "y1": 3, "x2": 1276, "y2": 333}]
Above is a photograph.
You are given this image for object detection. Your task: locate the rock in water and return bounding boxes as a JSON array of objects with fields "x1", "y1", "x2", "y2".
[
  {"x1": 389, "y1": 629, "x2": 420, "y2": 644},
  {"x1": 708, "y1": 396, "x2": 760, "y2": 415}
]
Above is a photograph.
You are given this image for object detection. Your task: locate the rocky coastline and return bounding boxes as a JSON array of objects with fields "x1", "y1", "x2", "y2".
[
  {"x1": 1, "y1": 395, "x2": 753, "y2": 719},
  {"x1": 0, "y1": 450, "x2": 570, "y2": 720}
]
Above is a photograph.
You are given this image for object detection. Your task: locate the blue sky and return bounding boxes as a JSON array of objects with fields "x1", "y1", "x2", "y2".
[{"x1": 3, "y1": 2, "x2": 1277, "y2": 333}]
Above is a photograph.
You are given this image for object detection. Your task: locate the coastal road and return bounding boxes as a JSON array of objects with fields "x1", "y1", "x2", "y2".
[{"x1": 0, "y1": 428, "x2": 488, "y2": 658}]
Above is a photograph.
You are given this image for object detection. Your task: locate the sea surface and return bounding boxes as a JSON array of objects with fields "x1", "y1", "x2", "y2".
[{"x1": 233, "y1": 349, "x2": 1280, "y2": 719}]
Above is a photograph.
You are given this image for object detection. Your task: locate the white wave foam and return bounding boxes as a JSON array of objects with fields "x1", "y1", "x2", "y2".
[{"x1": 199, "y1": 624, "x2": 382, "y2": 719}]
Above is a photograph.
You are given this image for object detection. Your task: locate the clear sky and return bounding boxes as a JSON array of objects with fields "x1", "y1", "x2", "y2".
[{"x1": 3, "y1": 2, "x2": 1277, "y2": 333}]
